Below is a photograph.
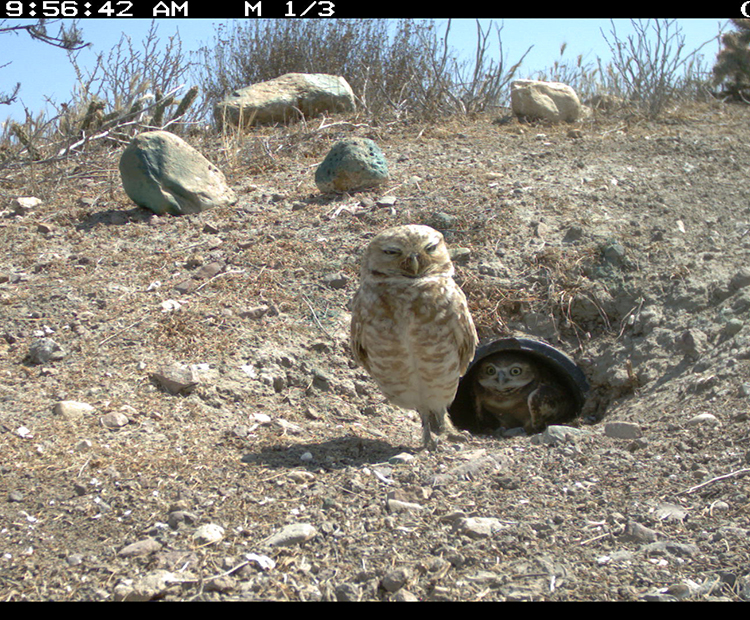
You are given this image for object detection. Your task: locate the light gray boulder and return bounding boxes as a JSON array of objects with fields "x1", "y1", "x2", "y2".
[
  {"x1": 315, "y1": 137, "x2": 389, "y2": 193},
  {"x1": 214, "y1": 73, "x2": 355, "y2": 128},
  {"x1": 119, "y1": 131, "x2": 236, "y2": 216},
  {"x1": 511, "y1": 79, "x2": 583, "y2": 123}
]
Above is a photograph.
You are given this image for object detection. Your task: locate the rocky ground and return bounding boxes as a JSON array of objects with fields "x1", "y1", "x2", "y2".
[{"x1": 1, "y1": 102, "x2": 749, "y2": 601}]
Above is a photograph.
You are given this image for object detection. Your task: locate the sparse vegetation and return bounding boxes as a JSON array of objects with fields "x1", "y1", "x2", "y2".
[
  {"x1": 0, "y1": 18, "x2": 739, "y2": 166},
  {"x1": 712, "y1": 17, "x2": 750, "y2": 101}
]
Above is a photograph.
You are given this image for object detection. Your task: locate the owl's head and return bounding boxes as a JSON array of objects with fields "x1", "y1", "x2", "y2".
[
  {"x1": 475, "y1": 353, "x2": 537, "y2": 392},
  {"x1": 362, "y1": 225, "x2": 454, "y2": 279}
]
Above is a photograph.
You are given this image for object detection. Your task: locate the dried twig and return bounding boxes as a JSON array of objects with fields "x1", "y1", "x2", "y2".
[{"x1": 678, "y1": 468, "x2": 750, "y2": 495}]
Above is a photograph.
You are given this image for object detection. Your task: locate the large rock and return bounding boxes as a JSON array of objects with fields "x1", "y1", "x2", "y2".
[
  {"x1": 214, "y1": 73, "x2": 355, "y2": 128},
  {"x1": 119, "y1": 131, "x2": 237, "y2": 216},
  {"x1": 510, "y1": 79, "x2": 583, "y2": 123},
  {"x1": 315, "y1": 137, "x2": 389, "y2": 193}
]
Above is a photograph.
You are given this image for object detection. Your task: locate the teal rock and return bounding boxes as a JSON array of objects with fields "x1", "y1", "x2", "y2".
[
  {"x1": 119, "y1": 131, "x2": 236, "y2": 216},
  {"x1": 315, "y1": 137, "x2": 390, "y2": 193}
]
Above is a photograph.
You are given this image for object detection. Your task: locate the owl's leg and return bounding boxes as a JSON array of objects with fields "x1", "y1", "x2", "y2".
[
  {"x1": 419, "y1": 408, "x2": 465, "y2": 450},
  {"x1": 418, "y1": 409, "x2": 439, "y2": 450}
]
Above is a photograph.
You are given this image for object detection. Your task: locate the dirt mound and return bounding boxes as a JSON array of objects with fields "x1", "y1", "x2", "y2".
[{"x1": 1, "y1": 104, "x2": 749, "y2": 601}]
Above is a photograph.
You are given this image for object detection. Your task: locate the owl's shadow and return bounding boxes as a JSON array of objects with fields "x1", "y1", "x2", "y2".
[{"x1": 243, "y1": 434, "x2": 415, "y2": 470}]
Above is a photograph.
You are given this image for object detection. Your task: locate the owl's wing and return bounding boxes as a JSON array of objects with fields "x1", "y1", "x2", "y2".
[
  {"x1": 453, "y1": 291, "x2": 478, "y2": 376},
  {"x1": 349, "y1": 295, "x2": 370, "y2": 372},
  {"x1": 528, "y1": 383, "x2": 569, "y2": 427}
]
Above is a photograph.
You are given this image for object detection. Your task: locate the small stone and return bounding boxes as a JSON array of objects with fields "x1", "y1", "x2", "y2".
[
  {"x1": 75, "y1": 439, "x2": 93, "y2": 452},
  {"x1": 323, "y1": 272, "x2": 349, "y2": 289},
  {"x1": 167, "y1": 511, "x2": 199, "y2": 529},
  {"x1": 387, "y1": 499, "x2": 425, "y2": 513},
  {"x1": 8, "y1": 490, "x2": 23, "y2": 502},
  {"x1": 620, "y1": 520, "x2": 659, "y2": 543},
  {"x1": 685, "y1": 413, "x2": 720, "y2": 427},
  {"x1": 240, "y1": 305, "x2": 270, "y2": 319},
  {"x1": 114, "y1": 570, "x2": 180, "y2": 601},
  {"x1": 730, "y1": 267, "x2": 750, "y2": 291},
  {"x1": 531, "y1": 425, "x2": 589, "y2": 445},
  {"x1": 449, "y1": 247, "x2": 472, "y2": 264},
  {"x1": 53, "y1": 400, "x2": 95, "y2": 421},
  {"x1": 388, "y1": 452, "x2": 415, "y2": 465},
  {"x1": 119, "y1": 538, "x2": 163, "y2": 557},
  {"x1": 151, "y1": 363, "x2": 201, "y2": 394},
  {"x1": 11, "y1": 196, "x2": 42, "y2": 215},
  {"x1": 562, "y1": 226, "x2": 584, "y2": 243},
  {"x1": 604, "y1": 421, "x2": 642, "y2": 439},
  {"x1": 205, "y1": 575, "x2": 236, "y2": 593},
  {"x1": 265, "y1": 523, "x2": 317, "y2": 547},
  {"x1": 193, "y1": 523, "x2": 225, "y2": 546},
  {"x1": 391, "y1": 589, "x2": 419, "y2": 601},
  {"x1": 101, "y1": 412, "x2": 129, "y2": 429},
  {"x1": 454, "y1": 517, "x2": 508, "y2": 539},
  {"x1": 381, "y1": 567, "x2": 411, "y2": 593},
  {"x1": 376, "y1": 195, "x2": 397, "y2": 208},
  {"x1": 26, "y1": 338, "x2": 65, "y2": 364}
]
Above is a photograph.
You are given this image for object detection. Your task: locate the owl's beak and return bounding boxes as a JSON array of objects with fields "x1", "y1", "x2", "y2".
[{"x1": 403, "y1": 253, "x2": 420, "y2": 276}]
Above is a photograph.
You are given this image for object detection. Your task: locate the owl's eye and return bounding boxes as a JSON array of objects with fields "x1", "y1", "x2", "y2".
[
  {"x1": 382, "y1": 248, "x2": 401, "y2": 256},
  {"x1": 424, "y1": 242, "x2": 439, "y2": 253},
  {"x1": 485, "y1": 365, "x2": 496, "y2": 376},
  {"x1": 510, "y1": 366, "x2": 523, "y2": 376}
]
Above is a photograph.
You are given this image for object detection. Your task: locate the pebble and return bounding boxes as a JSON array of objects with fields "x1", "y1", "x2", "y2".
[
  {"x1": 26, "y1": 338, "x2": 65, "y2": 364},
  {"x1": 386, "y1": 499, "x2": 424, "y2": 514},
  {"x1": 150, "y1": 363, "x2": 201, "y2": 394},
  {"x1": 620, "y1": 520, "x2": 659, "y2": 543},
  {"x1": 453, "y1": 516, "x2": 508, "y2": 539},
  {"x1": 11, "y1": 196, "x2": 42, "y2": 215},
  {"x1": 265, "y1": 523, "x2": 317, "y2": 547},
  {"x1": 604, "y1": 421, "x2": 642, "y2": 439},
  {"x1": 101, "y1": 412, "x2": 129, "y2": 429},
  {"x1": 75, "y1": 439, "x2": 94, "y2": 452},
  {"x1": 388, "y1": 452, "x2": 415, "y2": 465},
  {"x1": 114, "y1": 570, "x2": 181, "y2": 602},
  {"x1": 53, "y1": 400, "x2": 95, "y2": 421},
  {"x1": 685, "y1": 413, "x2": 720, "y2": 427},
  {"x1": 193, "y1": 523, "x2": 225, "y2": 546},
  {"x1": 531, "y1": 425, "x2": 589, "y2": 446},
  {"x1": 118, "y1": 538, "x2": 163, "y2": 558},
  {"x1": 381, "y1": 567, "x2": 411, "y2": 593}
]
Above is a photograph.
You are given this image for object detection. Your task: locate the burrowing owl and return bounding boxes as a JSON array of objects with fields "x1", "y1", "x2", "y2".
[
  {"x1": 350, "y1": 225, "x2": 478, "y2": 450},
  {"x1": 471, "y1": 352, "x2": 573, "y2": 434}
]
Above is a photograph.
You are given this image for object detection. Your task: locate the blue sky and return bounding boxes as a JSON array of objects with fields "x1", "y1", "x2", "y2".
[{"x1": 1, "y1": 18, "x2": 729, "y2": 124}]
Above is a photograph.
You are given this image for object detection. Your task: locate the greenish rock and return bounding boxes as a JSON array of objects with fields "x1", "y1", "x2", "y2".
[
  {"x1": 119, "y1": 131, "x2": 236, "y2": 216},
  {"x1": 214, "y1": 73, "x2": 355, "y2": 128},
  {"x1": 315, "y1": 137, "x2": 390, "y2": 193}
]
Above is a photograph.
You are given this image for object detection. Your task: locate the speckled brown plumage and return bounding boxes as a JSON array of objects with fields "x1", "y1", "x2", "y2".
[{"x1": 350, "y1": 225, "x2": 478, "y2": 450}]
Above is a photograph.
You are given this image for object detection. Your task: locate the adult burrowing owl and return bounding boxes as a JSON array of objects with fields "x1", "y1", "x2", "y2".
[
  {"x1": 471, "y1": 352, "x2": 573, "y2": 434},
  {"x1": 350, "y1": 225, "x2": 478, "y2": 450}
]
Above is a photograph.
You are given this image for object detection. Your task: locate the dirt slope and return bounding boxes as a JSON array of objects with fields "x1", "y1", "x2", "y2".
[{"x1": 1, "y1": 104, "x2": 749, "y2": 601}]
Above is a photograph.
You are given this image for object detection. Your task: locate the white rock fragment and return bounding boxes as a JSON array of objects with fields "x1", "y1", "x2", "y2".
[
  {"x1": 245, "y1": 553, "x2": 275, "y2": 571},
  {"x1": 685, "y1": 413, "x2": 720, "y2": 427},
  {"x1": 193, "y1": 523, "x2": 225, "y2": 546},
  {"x1": 265, "y1": 523, "x2": 317, "y2": 547},
  {"x1": 11, "y1": 196, "x2": 42, "y2": 215},
  {"x1": 53, "y1": 401, "x2": 95, "y2": 421},
  {"x1": 454, "y1": 517, "x2": 509, "y2": 539},
  {"x1": 118, "y1": 538, "x2": 162, "y2": 557},
  {"x1": 604, "y1": 421, "x2": 643, "y2": 439},
  {"x1": 100, "y1": 412, "x2": 129, "y2": 429},
  {"x1": 113, "y1": 570, "x2": 181, "y2": 601}
]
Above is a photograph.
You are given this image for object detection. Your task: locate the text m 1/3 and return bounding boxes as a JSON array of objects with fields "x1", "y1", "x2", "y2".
[{"x1": 244, "y1": 1, "x2": 335, "y2": 16}]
